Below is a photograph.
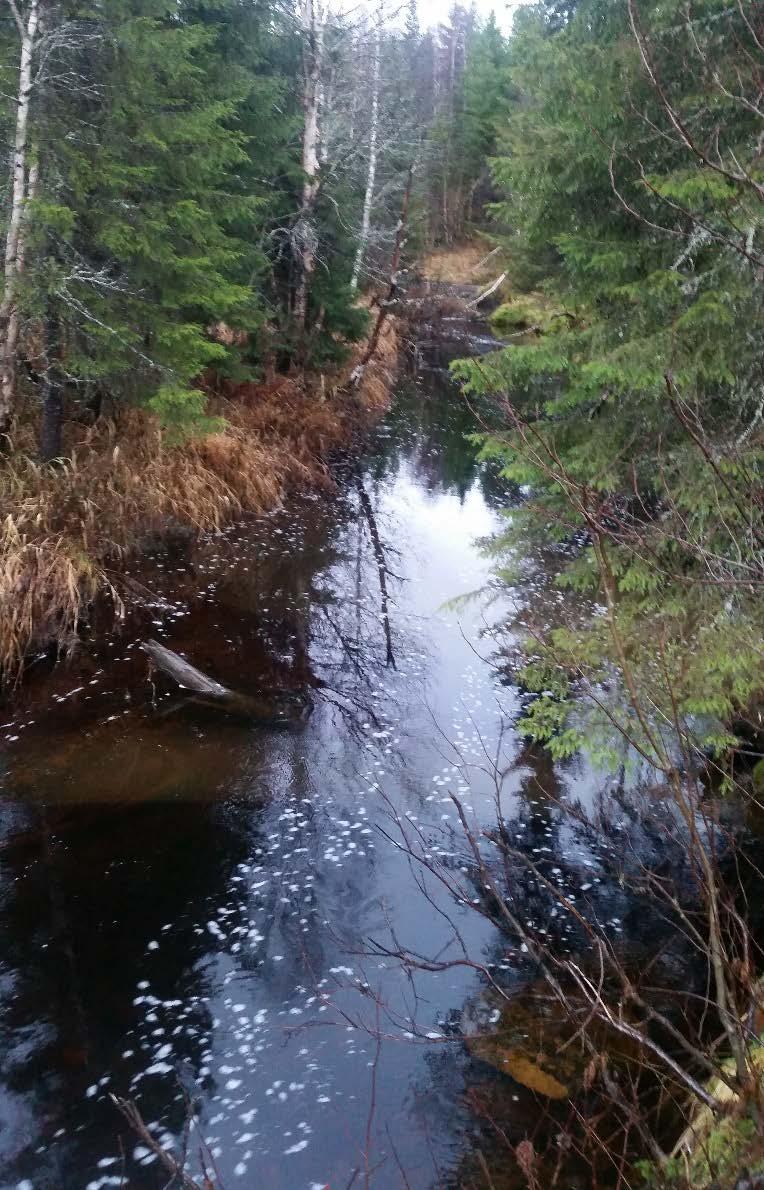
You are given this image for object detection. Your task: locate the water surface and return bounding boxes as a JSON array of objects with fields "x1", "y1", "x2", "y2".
[{"x1": 0, "y1": 338, "x2": 614, "y2": 1189}]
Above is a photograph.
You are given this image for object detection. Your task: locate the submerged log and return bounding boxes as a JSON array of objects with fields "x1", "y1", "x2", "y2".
[
  {"x1": 142, "y1": 639, "x2": 230, "y2": 698},
  {"x1": 141, "y1": 639, "x2": 312, "y2": 725}
]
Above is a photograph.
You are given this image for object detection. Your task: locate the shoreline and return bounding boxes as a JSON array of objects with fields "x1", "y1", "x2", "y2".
[{"x1": 0, "y1": 317, "x2": 400, "y2": 693}]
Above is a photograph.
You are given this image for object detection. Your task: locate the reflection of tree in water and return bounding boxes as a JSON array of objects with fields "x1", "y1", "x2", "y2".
[
  {"x1": 115, "y1": 464, "x2": 415, "y2": 739},
  {"x1": 4, "y1": 354, "x2": 493, "y2": 749},
  {"x1": 0, "y1": 401, "x2": 426, "y2": 1182},
  {"x1": 0, "y1": 683, "x2": 395, "y2": 1186},
  {"x1": 0, "y1": 352, "x2": 526, "y2": 1186},
  {"x1": 365, "y1": 375, "x2": 514, "y2": 510}
]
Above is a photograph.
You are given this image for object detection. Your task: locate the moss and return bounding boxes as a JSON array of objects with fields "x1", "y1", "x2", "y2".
[
  {"x1": 638, "y1": 1116, "x2": 762, "y2": 1187},
  {"x1": 638, "y1": 1042, "x2": 764, "y2": 1187},
  {"x1": 489, "y1": 293, "x2": 560, "y2": 335}
]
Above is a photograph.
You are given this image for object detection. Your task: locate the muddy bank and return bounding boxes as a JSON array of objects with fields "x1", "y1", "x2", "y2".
[{"x1": 0, "y1": 273, "x2": 499, "y2": 737}]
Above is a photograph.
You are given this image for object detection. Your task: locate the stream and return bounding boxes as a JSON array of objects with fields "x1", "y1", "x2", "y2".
[{"x1": 0, "y1": 305, "x2": 645, "y2": 1188}]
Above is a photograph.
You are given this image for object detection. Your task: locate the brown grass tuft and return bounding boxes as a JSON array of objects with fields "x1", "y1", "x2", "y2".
[{"x1": 0, "y1": 317, "x2": 400, "y2": 683}]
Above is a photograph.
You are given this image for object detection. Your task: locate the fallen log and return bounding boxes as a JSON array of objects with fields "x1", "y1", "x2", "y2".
[
  {"x1": 465, "y1": 272, "x2": 507, "y2": 310},
  {"x1": 141, "y1": 639, "x2": 312, "y2": 725},
  {"x1": 142, "y1": 639, "x2": 230, "y2": 698}
]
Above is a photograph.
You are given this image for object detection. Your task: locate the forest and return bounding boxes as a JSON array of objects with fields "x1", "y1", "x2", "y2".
[
  {"x1": 0, "y1": 0, "x2": 762, "y2": 1186},
  {"x1": 0, "y1": 0, "x2": 488, "y2": 672}
]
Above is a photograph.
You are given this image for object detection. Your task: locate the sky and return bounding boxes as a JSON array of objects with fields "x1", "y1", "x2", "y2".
[
  {"x1": 418, "y1": 0, "x2": 526, "y2": 32},
  {"x1": 335, "y1": 0, "x2": 528, "y2": 40}
]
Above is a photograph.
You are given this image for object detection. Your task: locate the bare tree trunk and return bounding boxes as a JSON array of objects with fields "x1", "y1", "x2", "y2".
[
  {"x1": 0, "y1": 0, "x2": 39, "y2": 439},
  {"x1": 441, "y1": 23, "x2": 457, "y2": 244},
  {"x1": 318, "y1": 58, "x2": 333, "y2": 168},
  {"x1": 351, "y1": 161, "x2": 414, "y2": 384},
  {"x1": 442, "y1": 172, "x2": 449, "y2": 244},
  {"x1": 350, "y1": 9, "x2": 381, "y2": 292},
  {"x1": 348, "y1": 31, "x2": 357, "y2": 145},
  {"x1": 294, "y1": 0, "x2": 324, "y2": 328}
]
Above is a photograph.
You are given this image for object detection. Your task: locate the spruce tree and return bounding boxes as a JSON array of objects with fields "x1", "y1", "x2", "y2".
[{"x1": 454, "y1": 0, "x2": 764, "y2": 766}]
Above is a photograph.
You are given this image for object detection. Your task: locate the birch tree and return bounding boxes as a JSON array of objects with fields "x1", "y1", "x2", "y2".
[
  {"x1": 294, "y1": 0, "x2": 324, "y2": 326},
  {"x1": 0, "y1": 0, "x2": 39, "y2": 439},
  {"x1": 350, "y1": 2, "x2": 381, "y2": 291}
]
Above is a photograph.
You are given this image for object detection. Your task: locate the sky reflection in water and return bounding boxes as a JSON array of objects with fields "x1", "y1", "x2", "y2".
[{"x1": 0, "y1": 365, "x2": 612, "y2": 1189}]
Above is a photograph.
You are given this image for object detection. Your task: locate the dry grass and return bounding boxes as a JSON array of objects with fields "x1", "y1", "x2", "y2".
[
  {"x1": 421, "y1": 240, "x2": 500, "y2": 285},
  {"x1": 0, "y1": 317, "x2": 399, "y2": 683}
]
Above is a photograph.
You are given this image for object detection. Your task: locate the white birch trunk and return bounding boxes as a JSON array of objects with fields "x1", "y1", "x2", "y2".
[
  {"x1": 294, "y1": 0, "x2": 324, "y2": 327},
  {"x1": 318, "y1": 62, "x2": 333, "y2": 167},
  {"x1": 0, "y1": 0, "x2": 40, "y2": 434},
  {"x1": 350, "y1": 13, "x2": 381, "y2": 292},
  {"x1": 3, "y1": 159, "x2": 38, "y2": 415}
]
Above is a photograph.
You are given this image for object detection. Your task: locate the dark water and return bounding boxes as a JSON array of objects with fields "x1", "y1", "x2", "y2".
[{"x1": 0, "y1": 335, "x2": 631, "y2": 1189}]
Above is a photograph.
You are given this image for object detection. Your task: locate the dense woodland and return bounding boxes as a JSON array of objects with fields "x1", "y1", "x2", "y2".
[
  {"x1": 451, "y1": 1, "x2": 763, "y2": 1180},
  {"x1": 0, "y1": 0, "x2": 763, "y2": 1179},
  {"x1": 0, "y1": 0, "x2": 499, "y2": 448},
  {"x1": 1, "y1": 0, "x2": 759, "y2": 742}
]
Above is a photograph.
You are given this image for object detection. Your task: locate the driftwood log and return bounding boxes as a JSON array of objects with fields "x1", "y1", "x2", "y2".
[{"x1": 141, "y1": 639, "x2": 312, "y2": 725}]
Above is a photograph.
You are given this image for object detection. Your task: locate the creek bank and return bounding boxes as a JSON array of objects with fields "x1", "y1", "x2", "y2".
[
  {"x1": 409, "y1": 248, "x2": 764, "y2": 1190},
  {"x1": 1, "y1": 250, "x2": 743, "y2": 1189},
  {"x1": 0, "y1": 317, "x2": 399, "y2": 692}
]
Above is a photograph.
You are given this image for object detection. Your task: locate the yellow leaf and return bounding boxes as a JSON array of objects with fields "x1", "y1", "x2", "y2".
[{"x1": 468, "y1": 1040, "x2": 569, "y2": 1099}]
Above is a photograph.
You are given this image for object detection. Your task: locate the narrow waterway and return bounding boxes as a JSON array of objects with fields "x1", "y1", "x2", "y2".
[{"x1": 0, "y1": 318, "x2": 631, "y2": 1189}]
